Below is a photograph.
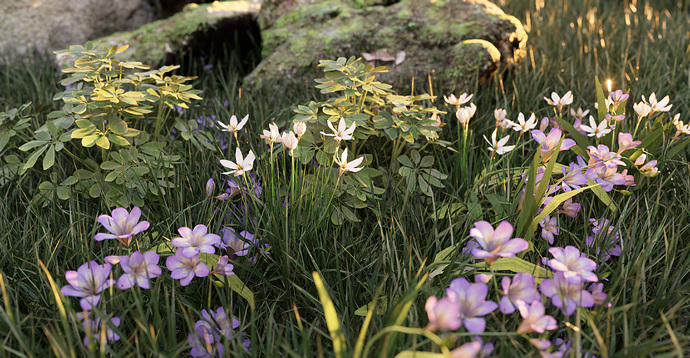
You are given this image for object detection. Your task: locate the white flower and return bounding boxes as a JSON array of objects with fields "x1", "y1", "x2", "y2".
[
  {"x1": 483, "y1": 129, "x2": 515, "y2": 156},
  {"x1": 261, "y1": 123, "x2": 281, "y2": 144},
  {"x1": 570, "y1": 107, "x2": 590, "y2": 120},
  {"x1": 334, "y1": 147, "x2": 364, "y2": 176},
  {"x1": 321, "y1": 117, "x2": 356, "y2": 142},
  {"x1": 507, "y1": 112, "x2": 537, "y2": 134},
  {"x1": 643, "y1": 93, "x2": 672, "y2": 113},
  {"x1": 444, "y1": 93, "x2": 473, "y2": 106},
  {"x1": 220, "y1": 148, "x2": 255, "y2": 177},
  {"x1": 217, "y1": 114, "x2": 248, "y2": 133},
  {"x1": 633, "y1": 102, "x2": 652, "y2": 118},
  {"x1": 293, "y1": 122, "x2": 307, "y2": 137},
  {"x1": 580, "y1": 115, "x2": 611, "y2": 138},
  {"x1": 456, "y1": 103, "x2": 477, "y2": 127},
  {"x1": 544, "y1": 91, "x2": 573, "y2": 108},
  {"x1": 281, "y1": 131, "x2": 299, "y2": 155}
]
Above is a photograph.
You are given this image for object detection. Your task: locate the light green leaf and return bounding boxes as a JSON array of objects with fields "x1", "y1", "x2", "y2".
[
  {"x1": 313, "y1": 272, "x2": 347, "y2": 358},
  {"x1": 478, "y1": 256, "x2": 553, "y2": 283},
  {"x1": 42, "y1": 145, "x2": 55, "y2": 170},
  {"x1": 354, "y1": 296, "x2": 388, "y2": 316}
]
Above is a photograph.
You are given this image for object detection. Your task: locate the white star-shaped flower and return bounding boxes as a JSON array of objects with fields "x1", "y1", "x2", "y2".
[
  {"x1": 507, "y1": 112, "x2": 538, "y2": 134},
  {"x1": 483, "y1": 129, "x2": 515, "y2": 156},
  {"x1": 544, "y1": 91, "x2": 573, "y2": 108},
  {"x1": 580, "y1": 115, "x2": 611, "y2": 138},
  {"x1": 334, "y1": 147, "x2": 364, "y2": 177},
  {"x1": 321, "y1": 117, "x2": 356, "y2": 142},
  {"x1": 444, "y1": 93, "x2": 473, "y2": 106},
  {"x1": 220, "y1": 147, "x2": 255, "y2": 177},
  {"x1": 216, "y1": 114, "x2": 248, "y2": 133}
]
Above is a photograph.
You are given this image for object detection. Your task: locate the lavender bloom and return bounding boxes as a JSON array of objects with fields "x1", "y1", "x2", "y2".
[
  {"x1": 516, "y1": 301, "x2": 558, "y2": 334},
  {"x1": 172, "y1": 225, "x2": 221, "y2": 258},
  {"x1": 540, "y1": 216, "x2": 559, "y2": 245},
  {"x1": 617, "y1": 132, "x2": 641, "y2": 154},
  {"x1": 589, "y1": 283, "x2": 608, "y2": 305},
  {"x1": 188, "y1": 324, "x2": 218, "y2": 357},
  {"x1": 609, "y1": 89, "x2": 629, "y2": 105},
  {"x1": 94, "y1": 206, "x2": 150, "y2": 247},
  {"x1": 561, "y1": 161, "x2": 588, "y2": 192},
  {"x1": 499, "y1": 273, "x2": 539, "y2": 314},
  {"x1": 226, "y1": 172, "x2": 262, "y2": 199},
  {"x1": 586, "y1": 218, "x2": 623, "y2": 261},
  {"x1": 425, "y1": 296, "x2": 461, "y2": 331},
  {"x1": 585, "y1": 163, "x2": 626, "y2": 192},
  {"x1": 74, "y1": 311, "x2": 121, "y2": 347},
  {"x1": 212, "y1": 255, "x2": 235, "y2": 276},
  {"x1": 469, "y1": 221, "x2": 528, "y2": 265},
  {"x1": 540, "y1": 272, "x2": 595, "y2": 316},
  {"x1": 116, "y1": 251, "x2": 162, "y2": 290},
  {"x1": 188, "y1": 307, "x2": 248, "y2": 356},
  {"x1": 61, "y1": 261, "x2": 115, "y2": 310},
  {"x1": 531, "y1": 128, "x2": 576, "y2": 158},
  {"x1": 587, "y1": 145, "x2": 625, "y2": 168},
  {"x1": 166, "y1": 251, "x2": 210, "y2": 286},
  {"x1": 558, "y1": 198, "x2": 581, "y2": 219},
  {"x1": 206, "y1": 179, "x2": 215, "y2": 197},
  {"x1": 217, "y1": 227, "x2": 255, "y2": 259},
  {"x1": 446, "y1": 278, "x2": 498, "y2": 333},
  {"x1": 548, "y1": 246, "x2": 598, "y2": 283}
]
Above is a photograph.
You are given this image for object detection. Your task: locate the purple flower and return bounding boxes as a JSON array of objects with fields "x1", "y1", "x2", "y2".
[
  {"x1": 60, "y1": 261, "x2": 115, "y2": 310},
  {"x1": 450, "y1": 341, "x2": 481, "y2": 358},
  {"x1": 94, "y1": 207, "x2": 150, "y2": 247},
  {"x1": 74, "y1": 311, "x2": 121, "y2": 347},
  {"x1": 469, "y1": 221, "x2": 528, "y2": 265},
  {"x1": 425, "y1": 296, "x2": 461, "y2": 331},
  {"x1": 587, "y1": 145, "x2": 624, "y2": 168},
  {"x1": 586, "y1": 218, "x2": 623, "y2": 261},
  {"x1": 531, "y1": 128, "x2": 576, "y2": 161},
  {"x1": 116, "y1": 251, "x2": 162, "y2": 290},
  {"x1": 540, "y1": 216, "x2": 559, "y2": 245},
  {"x1": 561, "y1": 160, "x2": 588, "y2": 192},
  {"x1": 558, "y1": 198, "x2": 581, "y2": 219},
  {"x1": 589, "y1": 283, "x2": 608, "y2": 305},
  {"x1": 187, "y1": 307, "x2": 248, "y2": 356},
  {"x1": 206, "y1": 178, "x2": 215, "y2": 197},
  {"x1": 217, "y1": 227, "x2": 255, "y2": 259},
  {"x1": 212, "y1": 255, "x2": 235, "y2": 276},
  {"x1": 499, "y1": 273, "x2": 539, "y2": 314},
  {"x1": 446, "y1": 278, "x2": 498, "y2": 333},
  {"x1": 585, "y1": 163, "x2": 626, "y2": 192},
  {"x1": 540, "y1": 272, "x2": 594, "y2": 316},
  {"x1": 166, "y1": 251, "x2": 210, "y2": 286},
  {"x1": 616, "y1": 132, "x2": 641, "y2": 154},
  {"x1": 609, "y1": 89, "x2": 629, "y2": 105},
  {"x1": 516, "y1": 300, "x2": 558, "y2": 334},
  {"x1": 548, "y1": 246, "x2": 598, "y2": 283},
  {"x1": 171, "y1": 225, "x2": 221, "y2": 258}
]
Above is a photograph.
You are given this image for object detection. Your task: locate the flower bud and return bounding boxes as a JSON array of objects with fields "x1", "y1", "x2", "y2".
[
  {"x1": 206, "y1": 178, "x2": 215, "y2": 197},
  {"x1": 293, "y1": 121, "x2": 307, "y2": 137}
]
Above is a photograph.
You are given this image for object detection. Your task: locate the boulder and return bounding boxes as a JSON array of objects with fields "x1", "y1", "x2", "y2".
[
  {"x1": 92, "y1": 1, "x2": 262, "y2": 69},
  {"x1": 246, "y1": 0, "x2": 527, "y2": 92},
  {"x1": 0, "y1": 0, "x2": 154, "y2": 60}
]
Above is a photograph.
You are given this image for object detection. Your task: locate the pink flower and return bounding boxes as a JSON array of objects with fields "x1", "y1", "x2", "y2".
[
  {"x1": 425, "y1": 296, "x2": 461, "y2": 331},
  {"x1": 548, "y1": 246, "x2": 598, "y2": 283},
  {"x1": 540, "y1": 272, "x2": 594, "y2": 316},
  {"x1": 450, "y1": 341, "x2": 481, "y2": 358},
  {"x1": 218, "y1": 227, "x2": 255, "y2": 259},
  {"x1": 469, "y1": 221, "x2": 528, "y2": 265},
  {"x1": 116, "y1": 251, "x2": 162, "y2": 290},
  {"x1": 166, "y1": 251, "x2": 210, "y2": 286},
  {"x1": 539, "y1": 216, "x2": 559, "y2": 245},
  {"x1": 587, "y1": 145, "x2": 624, "y2": 167},
  {"x1": 558, "y1": 198, "x2": 581, "y2": 219},
  {"x1": 531, "y1": 128, "x2": 576, "y2": 160},
  {"x1": 499, "y1": 273, "x2": 539, "y2": 314},
  {"x1": 61, "y1": 261, "x2": 115, "y2": 310},
  {"x1": 171, "y1": 225, "x2": 221, "y2": 258},
  {"x1": 94, "y1": 207, "x2": 150, "y2": 247},
  {"x1": 589, "y1": 283, "x2": 608, "y2": 306},
  {"x1": 585, "y1": 163, "x2": 626, "y2": 192},
  {"x1": 446, "y1": 278, "x2": 498, "y2": 333},
  {"x1": 516, "y1": 301, "x2": 558, "y2": 334},
  {"x1": 617, "y1": 132, "x2": 641, "y2": 154}
]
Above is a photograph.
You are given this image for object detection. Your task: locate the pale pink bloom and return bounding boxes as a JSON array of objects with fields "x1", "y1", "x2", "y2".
[
  {"x1": 425, "y1": 296, "x2": 461, "y2": 331},
  {"x1": 217, "y1": 228, "x2": 255, "y2": 259},
  {"x1": 539, "y1": 117, "x2": 549, "y2": 131},
  {"x1": 61, "y1": 261, "x2": 115, "y2": 310},
  {"x1": 469, "y1": 221, "x2": 528, "y2": 265},
  {"x1": 220, "y1": 147, "x2": 256, "y2": 177},
  {"x1": 450, "y1": 341, "x2": 481, "y2": 358},
  {"x1": 166, "y1": 251, "x2": 210, "y2": 286},
  {"x1": 560, "y1": 159, "x2": 588, "y2": 192},
  {"x1": 334, "y1": 147, "x2": 364, "y2": 176},
  {"x1": 548, "y1": 246, "x2": 598, "y2": 283},
  {"x1": 558, "y1": 198, "x2": 581, "y2": 218},
  {"x1": 206, "y1": 178, "x2": 215, "y2": 197},
  {"x1": 321, "y1": 117, "x2": 356, "y2": 142},
  {"x1": 95, "y1": 206, "x2": 150, "y2": 247},
  {"x1": 171, "y1": 224, "x2": 221, "y2": 258},
  {"x1": 531, "y1": 128, "x2": 576, "y2": 156},
  {"x1": 446, "y1": 278, "x2": 498, "y2": 333},
  {"x1": 516, "y1": 300, "x2": 558, "y2": 334},
  {"x1": 609, "y1": 90, "x2": 629, "y2": 106},
  {"x1": 585, "y1": 163, "x2": 626, "y2": 192},
  {"x1": 494, "y1": 108, "x2": 507, "y2": 129},
  {"x1": 499, "y1": 273, "x2": 539, "y2": 314},
  {"x1": 580, "y1": 115, "x2": 611, "y2": 138},
  {"x1": 116, "y1": 251, "x2": 162, "y2": 290},
  {"x1": 617, "y1": 132, "x2": 641, "y2": 154}
]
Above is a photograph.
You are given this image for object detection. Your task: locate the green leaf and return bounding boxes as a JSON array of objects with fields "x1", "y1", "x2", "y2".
[
  {"x1": 433, "y1": 203, "x2": 467, "y2": 219},
  {"x1": 100, "y1": 161, "x2": 120, "y2": 170},
  {"x1": 313, "y1": 272, "x2": 347, "y2": 358},
  {"x1": 556, "y1": 117, "x2": 590, "y2": 157},
  {"x1": 42, "y1": 145, "x2": 56, "y2": 170},
  {"x1": 589, "y1": 181, "x2": 617, "y2": 212},
  {"x1": 478, "y1": 256, "x2": 553, "y2": 283},
  {"x1": 354, "y1": 296, "x2": 388, "y2": 316},
  {"x1": 108, "y1": 134, "x2": 130, "y2": 146},
  {"x1": 22, "y1": 144, "x2": 48, "y2": 171},
  {"x1": 395, "y1": 352, "x2": 444, "y2": 358},
  {"x1": 594, "y1": 76, "x2": 608, "y2": 122},
  {"x1": 56, "y1": 186, "x2": 70, "y2": 200},
  {"x1": 109, "y1": 117, "x2": 128, "y2": 135},
  {"x1": 95, "y1": 135, "x2": 110, "y2": 149},
  {"x1": 667, "y1": 137, "x2": 690, "y2": 159},
  {"x1": 18, "y1": 140, "x2": 48, "y2": 151},
  {"x1": 397, "y1": 155, "x2": 414, "y2": 168},
  {"x1": 531, "y1": 184, "x2": 597, "y2": 228}
]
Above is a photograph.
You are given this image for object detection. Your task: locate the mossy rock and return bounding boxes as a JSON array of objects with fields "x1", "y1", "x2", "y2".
[
  {"x1": 246, "y1": 0, "x2": 527, "y2": 93},
  {"x1": 89, "y1": 1, "x2": 261, "y2": 67}
]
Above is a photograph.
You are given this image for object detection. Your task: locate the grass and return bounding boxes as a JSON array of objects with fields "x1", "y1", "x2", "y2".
[{"x1": 1, "y1": 0, "x2": 689, "y2": 357}]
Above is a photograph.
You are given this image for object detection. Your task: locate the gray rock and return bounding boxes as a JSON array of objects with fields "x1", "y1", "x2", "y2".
[
  {"x1": 246, "y1": 0, "x2": 527, "y2": 92},
  {"x1": 0, "y1": 0, "x2": 154, "y2": 60}
]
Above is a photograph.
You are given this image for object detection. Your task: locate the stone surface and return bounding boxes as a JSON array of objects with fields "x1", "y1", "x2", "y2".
[
  {"x1": 92, "y1": 1, "x2": 261, "y2": 67},
  {"x1": 246, "y1": 0, "x2": 527, "y2": 92},
  {"x1": 0, "y1": 0, "x2": 154, "y2": 60}
]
